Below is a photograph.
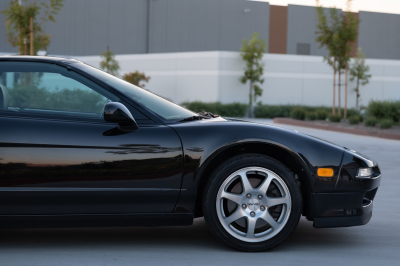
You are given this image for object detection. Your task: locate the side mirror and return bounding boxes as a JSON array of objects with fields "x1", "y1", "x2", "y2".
[{"x1": 103, "y1": 102, "x2": 139, "y2": 131}]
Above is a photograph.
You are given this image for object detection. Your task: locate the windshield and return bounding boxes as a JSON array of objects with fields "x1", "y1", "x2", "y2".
[{"x1": 70, "y1": 62, "x2": 198, "y2": 121}]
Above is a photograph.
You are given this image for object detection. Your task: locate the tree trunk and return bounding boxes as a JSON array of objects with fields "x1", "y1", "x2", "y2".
[
  {"x1": 344, "y1": 63, "x2": 348, "y2": 119},
  {"x1": 338, "y1": 68, "x2": 341, "y2": 116},
  {"x1": 30, "y1": 17, "x2": 34, "y2": 56},
  {"x1": 332, "y1": 58, "x2": 336, "y2": 115},
  {"x1": 18, "y1": 26, "x2": 22, "y2": 55},
  {"x1": 356, "y1": 77, "x2": 360, "y2": 110},
  {"x1": 24, "y1": 36, "x2": 27, "y2": 55},
  {"x1": 249, "y1": 80, "x2": 253, "y2": 118}
]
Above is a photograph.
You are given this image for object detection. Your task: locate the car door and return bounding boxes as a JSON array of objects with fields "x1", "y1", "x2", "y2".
[{"x1": 0, "y1": 61, "x2": 183, "y2": 215}]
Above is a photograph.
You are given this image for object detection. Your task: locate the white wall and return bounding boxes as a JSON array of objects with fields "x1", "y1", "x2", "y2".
[{"x1": 64, "y1": 51, "x2": 400, "y2": 108}]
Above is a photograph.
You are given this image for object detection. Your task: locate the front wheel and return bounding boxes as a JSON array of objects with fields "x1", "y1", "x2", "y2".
[{"x1": 203, "y1": 154, "x2": 302, "y2": 251}]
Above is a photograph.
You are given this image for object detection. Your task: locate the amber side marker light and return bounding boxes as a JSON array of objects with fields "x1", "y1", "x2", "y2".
[{"x1": 317, "y1": 168, "x2": 334, "y2": 177}]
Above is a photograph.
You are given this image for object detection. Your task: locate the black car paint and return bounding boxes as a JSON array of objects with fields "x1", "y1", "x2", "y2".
[
  {"x1": 0, "y1": 56, "x2": 380, "y2": 229},
  {"x1": 0, "y1": 116, "x2": 183, "y2": 214}
]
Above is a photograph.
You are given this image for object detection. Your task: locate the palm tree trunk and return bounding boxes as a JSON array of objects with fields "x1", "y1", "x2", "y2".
[
  {"x1": 344, "y1": 62, "x2": 348, "y2": 119},
  {"x1": 333, "y1": 58, "x2": 336, "y2": 115},
  {"x1": 338, "y1": 68, "x2": 341, "y2": 116}
]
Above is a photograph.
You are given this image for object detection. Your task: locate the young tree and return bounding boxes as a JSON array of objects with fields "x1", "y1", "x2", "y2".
[
  {"x1": 122, "y1": 71, "x2": 150, "y2": 88},
  {"x1": 240, "y1": 32, "x2": 266, "y2": 118},
  {"x1": 100, "y1": 47, "x2": 120, "y2": 76},
  {"x1": 340, "y1": 0, "x2": 360, "y2": 119},
  {"x1": 349, "y1": 48, "x2": 371, "y2": 110},
  {"x1": 315, "y1": 0, "x2": 359, "y2": 118},
  {"x1": 315, "y1": 3, "x2": 341, "y2": 115},
  {"x1": 2, "y1": 0, "x2": 64, "y2": 55}
]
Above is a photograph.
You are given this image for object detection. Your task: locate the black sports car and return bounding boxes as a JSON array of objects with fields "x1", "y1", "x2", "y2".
[{"x1": 0, "y1": 56, "x2": 381, "y2": 251}]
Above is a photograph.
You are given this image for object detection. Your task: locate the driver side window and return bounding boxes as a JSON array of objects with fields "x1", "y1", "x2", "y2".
[{"x1": 0, "y1": 61, "x2": 119, "y2": 119}]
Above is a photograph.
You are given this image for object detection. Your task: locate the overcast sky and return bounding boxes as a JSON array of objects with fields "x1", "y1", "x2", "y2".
[{"x1": 254, "y1": 0, "x2": 400, "y2": 14}]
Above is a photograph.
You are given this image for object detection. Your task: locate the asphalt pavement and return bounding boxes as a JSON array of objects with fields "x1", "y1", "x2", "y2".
[{"x1": 1, "y1": 118, "x2": 399, "y2": 266}]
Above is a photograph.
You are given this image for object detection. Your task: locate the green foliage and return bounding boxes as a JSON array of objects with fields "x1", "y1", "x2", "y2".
[
  {"x1": 316, "y1": 1, "x2": 359, "y2": 71},
  {"x1": 181, "y1": 101, "x2": 248, "y2": 117},
  {"x1": 306, "y1": 112, "x2": 317, "y2": 121},
  {"x1": 315, "y1": 0, "x2": 360, "y2": 115},
  {"x1": 364, "y1": 117, "x2": 377, "y2": 127},
  {"x1": 315, "y1": 4, "x2": 342, "y2": 70},
  {"x1": 348, "y1": 116, "x2": 360, "y2": 125},
  {"x1": 346, "y1": 108, "x2": 360, "y2": 117},
  {"x1": 254, "y1": 105, "x2": 293, "y2": 118},
  {"x1": 8, "y1": 85, "x2": 106, "y2": 113},
  {"x1": 290, "y1": 107, "x2": 306, "y2": 120},
  {"x1": 1, "y1": 0, "x2": 64, "y2": 55},
  {"x1": 315, "y1": 109, "x2": 328, "y2": 120},
  {"x1": 254, "y1": 105, "x2": 358, "y2": 119},
  {"x1": 328, "y1": 114, "x2": 341, "y2": 122},
  {"x1": 350, "y1": 48, "x2": 371, "y2": 109},
  {"x1": 100, "y1": 48, "x2": 120, "y2": 76},
  {"x1": 180, "y1": 102, "x2": 361, "y2": 119},
  {"x1": 122, "y1": 71, "x2": 150, "y2": 88},
  {"x1": 379, "y1": 119, "x2": 393, "y2": 129},
  {"x1": 240, "y1": 32, "x2": 266, "y2": 117},
  {"x1": 366, "y1": 100, "x2": 400, "y2": 123}
]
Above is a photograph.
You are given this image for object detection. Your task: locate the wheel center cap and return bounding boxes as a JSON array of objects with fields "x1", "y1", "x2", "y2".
[{"x1": 247, "y1": 198, "x2": 260, "y2": 211}]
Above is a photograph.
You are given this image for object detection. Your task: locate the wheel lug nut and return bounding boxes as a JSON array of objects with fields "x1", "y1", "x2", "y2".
[
  {"x1": 246, "y1": 193, "x2": 252, "y2": 198},
  {"x1": 242, "y1": 204, "x2": 247, "y2": 209},
  {"x1": 258, "y1": 194, "x2": 263, "y2": 200},
  {"x1": 250, "y1": 211, "x2": 256, "y2": 217},
  {"x1": 260, "y1": 205, "x2": 266, "y2": 211}
]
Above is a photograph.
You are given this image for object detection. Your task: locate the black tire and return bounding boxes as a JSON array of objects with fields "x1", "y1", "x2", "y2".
[{"x1": 203, "y1": 153, "x2": 302, "y2": 252}]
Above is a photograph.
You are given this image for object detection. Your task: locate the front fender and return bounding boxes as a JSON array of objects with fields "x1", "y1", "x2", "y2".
[{"x1": 169, "y1": 120, "x2": 345, "y2": 213}]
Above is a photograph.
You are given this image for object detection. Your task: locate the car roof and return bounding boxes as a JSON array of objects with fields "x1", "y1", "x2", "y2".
[{"x1": 0, "y1": 55, "x2": 80, "y2": 64}]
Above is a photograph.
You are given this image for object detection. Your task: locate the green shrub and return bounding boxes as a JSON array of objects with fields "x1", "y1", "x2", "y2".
[
  {"x1": 315, "y1": 109, "x2": 328, "y2": 120},
  {"x1": 290, "y1": 107, "x2": 306, "y2": 120},
  {"x1": 379, "y1": 119, "x2": 393, "y2": 129},
  {"x1": 181, "y1": 101, "x2": 214, "y2": 113},
  {"x1": 181, "y1": 101, "x2": 247, "y2": 117},
  {"x1": 346, "y1": 109, "x2": 360, "y2": 117},
  {"x1": 254, "y1": 105, "x2": 358, "y2": 119},
  {"x1": 306, "y1": 112, "x2": 317, "y2": 121},
  {"x1": 366, "y1": 100, "x2": 400, "y2": 122},
  {"x1": 181, "y1": 102, "x2": 361, "y2": 119},
  {"x1": 348, "y1": 116, "x2": 360, "y2": 125},
  {"x1": 328, "y1": 114, "x2": 341, "y2": 122},
  {"x1": 217, "y1": 102, "x2": 248, "y2": 117},
  {"x1": 254, "y1": 105, "x2": 293, "y2": 118},
  {"x1": 365, "y1": 117, "x2": 377, "y2": 127}
]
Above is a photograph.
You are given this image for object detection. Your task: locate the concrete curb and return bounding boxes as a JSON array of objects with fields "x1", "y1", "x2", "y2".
[{"x1": 273, "y1": 118, "x2": 400, "y2": 141}]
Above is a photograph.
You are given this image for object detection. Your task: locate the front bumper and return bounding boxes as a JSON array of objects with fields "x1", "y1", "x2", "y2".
[
  {"x1": 312, "y1": 187, "x2": 378, "y2": 228},
  {"x1": 312, "y1": 148, "x2": 381, "y2": 228}
]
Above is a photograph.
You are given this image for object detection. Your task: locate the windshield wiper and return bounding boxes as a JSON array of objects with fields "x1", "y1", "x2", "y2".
[
  {"x1": 180, "y1": 115, "x2": 208, "y2": 122},
  {"x1": 198, "y1": 111, "x2": 219, "y2": 118},
  {"x1": 179, "y1": 112, "x2": 220, "y2": 122}
]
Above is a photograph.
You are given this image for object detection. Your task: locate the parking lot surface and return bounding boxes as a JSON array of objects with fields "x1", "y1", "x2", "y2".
[{"x1": 1, "y1": 119, "x2": 399, "y2": 266}]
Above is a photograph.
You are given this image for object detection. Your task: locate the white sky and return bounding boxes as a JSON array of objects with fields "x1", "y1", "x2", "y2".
[{"x1": 253, "y1": 0, "x2": 400, "y2": 14}]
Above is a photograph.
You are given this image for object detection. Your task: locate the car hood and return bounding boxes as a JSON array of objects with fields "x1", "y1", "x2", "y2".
[{"x1": 221, "y1": 117, "x2": 346, "y2": 149}]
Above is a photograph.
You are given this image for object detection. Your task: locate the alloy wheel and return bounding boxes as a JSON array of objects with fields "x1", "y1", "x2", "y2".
[{"x1": 216, "y1": 167, "x2": 292, "y2": 243}]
